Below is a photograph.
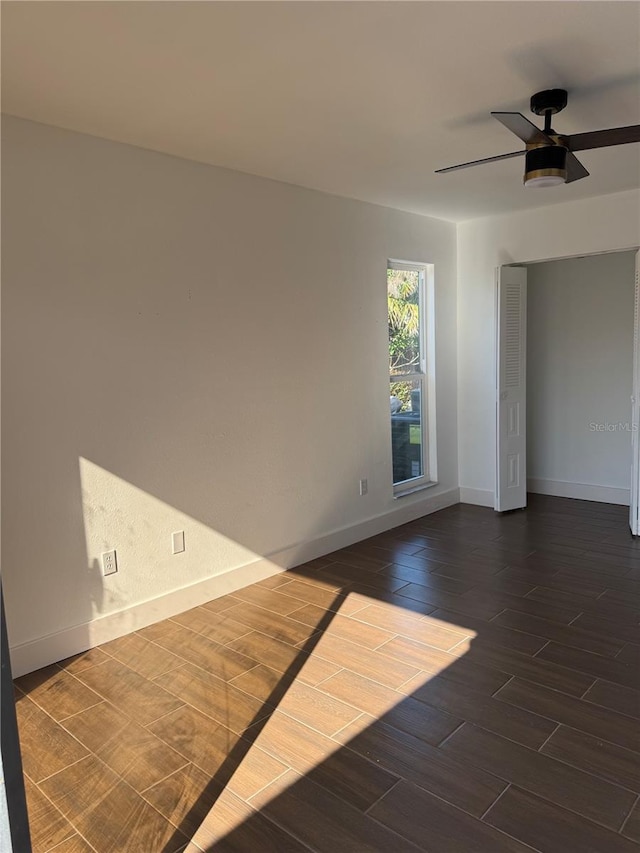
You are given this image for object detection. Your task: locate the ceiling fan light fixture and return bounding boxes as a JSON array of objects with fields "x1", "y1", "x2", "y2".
[
  {"x1": 437, "y1": 88, "x2": 639, "y2": 184},
  {"x1": 524, "y1": 144, "x2": 567, "y2": 187}
]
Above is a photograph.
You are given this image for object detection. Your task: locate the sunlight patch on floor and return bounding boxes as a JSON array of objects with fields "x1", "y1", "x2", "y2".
[{"x1": 185, "y1": 589, "x2": 477, "y2": 848}]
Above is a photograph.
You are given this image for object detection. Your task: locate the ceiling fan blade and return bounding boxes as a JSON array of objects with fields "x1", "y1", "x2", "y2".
[
  {"x1": 491, "y1": 112, "x2": 553, "y2": 145},
  {"x1": 564, "y1": 151, "x2": 590, "y2": 183},
  {"x1": 435, "y1": 150, "x2": 525, "y2": 174},
  {"x1": 565, "y1": 125, "x2": 640, "y2": 152}
]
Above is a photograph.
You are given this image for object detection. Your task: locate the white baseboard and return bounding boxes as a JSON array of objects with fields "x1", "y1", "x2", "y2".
[
  {"x1": 10, "y1": 487, "x2": 460, "y2": 677},
  {"x1": 527, "y1": 478, "x2": 630, "y2": 506},
  {"x1": 459, "y1": 487, "x2": 494, "y2": 508}
]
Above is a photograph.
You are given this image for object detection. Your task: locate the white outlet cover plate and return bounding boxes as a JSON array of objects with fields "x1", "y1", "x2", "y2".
[
  {"x1": 101, "y1": 549, "x2": 117, "y2": 576},
  {"x1": 172, "y1": 531, "x2": 185, "y2": 554}
]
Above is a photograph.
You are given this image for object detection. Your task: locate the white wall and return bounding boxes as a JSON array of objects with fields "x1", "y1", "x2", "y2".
[
  {"x1": 526, "y1": 252, "x2": 636, "y2": 504},
  {"x1": 457, "y1": 189, "x2": 640, "y2": 506},
  {"x1": 1, "y1": 117, "x2": 458, "y2": 674}
]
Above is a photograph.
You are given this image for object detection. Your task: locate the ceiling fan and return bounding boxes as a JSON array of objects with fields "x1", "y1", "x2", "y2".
[{"x1": 436, "y1": 89, "x2": 640, "y2": 187}]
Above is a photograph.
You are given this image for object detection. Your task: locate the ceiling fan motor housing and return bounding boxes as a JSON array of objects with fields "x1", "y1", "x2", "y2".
[{"x1": 524, "y1": 142, "x2": 567, "y2": 186}]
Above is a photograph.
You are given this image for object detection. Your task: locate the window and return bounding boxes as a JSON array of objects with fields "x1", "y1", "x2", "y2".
[{"x1": 388, "y1": 260, "x2": 436, "y2": 494}]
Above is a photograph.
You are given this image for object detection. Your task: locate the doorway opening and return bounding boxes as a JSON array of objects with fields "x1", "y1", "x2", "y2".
[{"x1": 495, "y1": 249, "x2": 639, "y2": 533}]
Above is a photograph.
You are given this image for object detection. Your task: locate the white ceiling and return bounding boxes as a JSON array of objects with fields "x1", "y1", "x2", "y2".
[{"x1": 2, "y1": 1, "x2": 639, "y2": 222}]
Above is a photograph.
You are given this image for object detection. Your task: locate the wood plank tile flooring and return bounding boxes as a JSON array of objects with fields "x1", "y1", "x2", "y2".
[{"x1": 13, "y1": 495, "x2": 640, "y2": 851}]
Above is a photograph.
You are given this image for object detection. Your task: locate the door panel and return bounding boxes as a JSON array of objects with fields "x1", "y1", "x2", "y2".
[
  {"x1": 496, "y1": 265, "x2": 527, "y2": 512},
  {"x1": 630, "y1": 251, "x2": 640, "y2": 535}
]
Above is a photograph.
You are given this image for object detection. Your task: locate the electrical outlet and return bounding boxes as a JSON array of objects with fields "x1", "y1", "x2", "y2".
[
  {"x1": 101, "y1": 549, "x2": 118, "y2": 576},
  {"x1": 359, "y1": 478, "x2": 368, "y2": 496},
  {"x1": 172, "y1": 530, "x2": 185, "y2": 554}
]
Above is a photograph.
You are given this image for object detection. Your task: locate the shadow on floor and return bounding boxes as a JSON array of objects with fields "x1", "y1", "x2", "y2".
[{"x1": 155, "y1": 496, "x2": 637, "y2": 852}]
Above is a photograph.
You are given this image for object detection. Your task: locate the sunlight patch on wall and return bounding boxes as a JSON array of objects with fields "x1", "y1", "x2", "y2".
[{"x1": 79, "y1": 457, "x2": 277, "y2": 622}]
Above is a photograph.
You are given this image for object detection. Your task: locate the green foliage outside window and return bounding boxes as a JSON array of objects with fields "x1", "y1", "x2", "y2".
[{"x1": 388, "y1": 269, "x2": 420, "y2": 410}]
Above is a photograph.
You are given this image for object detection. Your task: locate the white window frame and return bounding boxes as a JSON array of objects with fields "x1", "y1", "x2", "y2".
[{"x1": 388, "y1": 259, "x2": 437, "y2": 496}]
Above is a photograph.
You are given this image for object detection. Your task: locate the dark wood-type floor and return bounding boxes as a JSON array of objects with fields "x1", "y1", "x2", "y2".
[{"x1": 13, "y1": 495, "x2": 640, "y2": 852}]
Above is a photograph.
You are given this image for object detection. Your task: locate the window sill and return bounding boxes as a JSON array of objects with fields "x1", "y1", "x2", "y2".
[{"x1": 393, "y1": 480, "x2": 439, "y2": 499}]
